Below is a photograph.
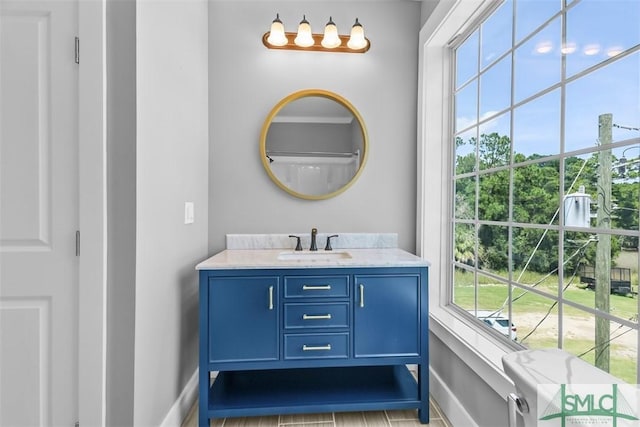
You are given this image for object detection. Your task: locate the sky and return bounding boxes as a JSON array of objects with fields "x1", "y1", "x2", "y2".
[{"x1": 454, "y1": 0, "x2": 640, "y2": 159}]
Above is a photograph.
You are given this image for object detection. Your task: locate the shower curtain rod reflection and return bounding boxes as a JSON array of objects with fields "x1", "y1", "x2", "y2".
[{"x1": 266, "y1": 150, "x2": 360, "y2": 158}]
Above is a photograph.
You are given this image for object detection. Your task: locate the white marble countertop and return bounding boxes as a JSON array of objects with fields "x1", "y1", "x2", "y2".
[
  {"x1": 195, "y1": 248, "x2": 429, "y2": 270},
  {"x1": 226, "y1": 233, "x2": 398, "y2": 250}
]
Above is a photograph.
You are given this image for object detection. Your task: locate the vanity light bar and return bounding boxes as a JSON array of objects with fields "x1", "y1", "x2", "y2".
[{"x1": 263, "y1": 14, "x2": 370, "y2": 53}]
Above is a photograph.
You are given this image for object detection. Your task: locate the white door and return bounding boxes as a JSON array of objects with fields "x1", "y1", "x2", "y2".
[{"x1": 0, "y1": 1, "x2": 79, "y2": 426}]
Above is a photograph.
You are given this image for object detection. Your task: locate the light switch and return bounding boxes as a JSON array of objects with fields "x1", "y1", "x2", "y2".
[{"x1": 184, "y1": 202, "x2": 194, "y2": 224}]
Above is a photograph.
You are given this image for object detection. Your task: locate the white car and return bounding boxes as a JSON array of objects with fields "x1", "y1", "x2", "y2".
[{"x1": 482, "y1": 316, "x2": 517, "y2": 341}]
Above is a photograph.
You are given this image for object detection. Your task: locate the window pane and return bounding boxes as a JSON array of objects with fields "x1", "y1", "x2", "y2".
[
  {"x1": 514, "y1": 0, "x2": 560, "y2": 43},
  {"x1": 607, "y1": 241, "x2": 637, "y2": 311},
  {"x1": 479, "y1": 171, "x2": 510, "y2": 222},
  {"x1": 446, "y1": 0, "x2": 640, "y2": 370},
  {"x1": 479, "y1": 112, "x2": 511, "y2": 170},
  {"x1": 564, "y1": 231, "x2": 598, "y2": 309},
  {"x1": 514, "y1": 16, "x2": 561, "y2": 103},
  {"x1": 562, "y1": 230, "x2": 636, "y2": 314},
  {"x1": 480, "y1": 55, "x2": 512, "y2": 118},
  {"x1": 480, "y1": 0, "x2": 513, "y2": 69},
  {"x1": 511, "y1": 291, "x2": 558, "y2": 348},
  {"x1": 454, "y1": 177, "x2": 476, "y2": 220},
  {"x1": 456, "y1": 30, "x2": 479, "y2": 89},
  {"x1": 612, "y1": 143, "x2": 640, "y2": 233},
  {"x1": 564, "y1": 147, "x2": 638, "y2": 230},
  {"x1": 454, "y1": 222, "x2": 477, "y2": 266},
  {"x1": 455, "y1": 79, "x2": 478, "y2": 132},
  {"x1": 568, "y1": 230, "x2": 636, "y2": 310},
  {"x1": 513, "y1": 162, "x2": 560, "y2": 225},
  {"x1": 609, "y1": 323, "x2": 637, "y2": 384},
  {"x1": 478, "y1": 225, "x2": 509, "y2": 276},
  {"x1": 477, "y1": 275, "x2": 508, "y2": 310},
  {"x1": 565, "y1": 52, "x2": 640, "y2": 153},
  {"x1": 566, "y1": 0, "x2": 640, "y2": 77},
  {"x1": 513, "y1": 89, "x2": 560, "y2": 158},
  {"x1": 564, "y1": 153, "x2": 598, "y2": 225},
  {"x1": 562, "y1": 312, "x2": 638, "y2": 383},
  {"x1": 513, "y1": 227, "x2": 559, "y2": 296},
  {"x1": 476, "y1": 274, "x2": 513, "y2": 339},
  {"x1": 455, "y1": 128, "x2": 477, "y2": 174},
  {"x1": 453, "y1": 266, "x2": 475, "y2": 310}
]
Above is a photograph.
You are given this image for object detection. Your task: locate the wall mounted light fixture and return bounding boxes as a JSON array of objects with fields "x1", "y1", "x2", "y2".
[{"x1": 263, "y1": 14, "x2": 370, "y2": 53}]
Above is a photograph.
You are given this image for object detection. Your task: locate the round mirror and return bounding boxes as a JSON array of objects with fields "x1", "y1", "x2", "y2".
[{"x1": 260, "y1": 89, "x2": 368, "y2": 200}]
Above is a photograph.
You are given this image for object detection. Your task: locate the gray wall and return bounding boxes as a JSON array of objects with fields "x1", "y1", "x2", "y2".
[
  {"x1": 134, "y1": 1, "x2": 209, "y2": 425},
  {"x1": 208, "y1": 1, "x2": 421, "y2": 254},
  {"x1": 106, "y1": 1, "x2": 136, "y2": 425},
  {"x1": 420, "y1": 0, "x2": 440, "y2": 27},
  {"x1": 430, "y1": 333, "x2": 509, "y2": 426},
  {"x1": 105, "y1": 1, "x2": 209, "y2": 425}
]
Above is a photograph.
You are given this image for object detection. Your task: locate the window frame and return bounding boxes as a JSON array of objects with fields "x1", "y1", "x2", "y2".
[
  {"x1": 419, "y1": 0, "x2": 640, "y2": 389},
  {"x1": 418, "y1": 0, "x2": 517, "y2": 398}
]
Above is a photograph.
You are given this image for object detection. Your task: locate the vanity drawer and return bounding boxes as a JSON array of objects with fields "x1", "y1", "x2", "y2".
[
  {"x1": 284, "y1": 275, "x2": 349, "y2": 298},
  {"x1": 284, "y1": 303, "x2": 349, "y2": 329},
  {"x1": 284, "y1": 333, "x2": 349, "y2": 360}
]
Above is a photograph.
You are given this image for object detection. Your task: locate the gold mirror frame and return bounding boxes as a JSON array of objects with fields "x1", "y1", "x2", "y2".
[{"x1": 259, "y1": 89, "x2": 369, "y2": 200}]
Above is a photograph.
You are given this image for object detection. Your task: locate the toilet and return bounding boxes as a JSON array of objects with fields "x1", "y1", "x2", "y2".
[{"x1": 502, "y1": 348, "x2": 629, "y2": 427}]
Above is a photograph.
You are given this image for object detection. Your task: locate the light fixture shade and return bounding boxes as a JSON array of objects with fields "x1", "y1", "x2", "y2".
[
  {"x1": 347, "y1": 18, "x2": 367, "y2": 50},
  {"x1": 267, "y1": 13, "x2": 287, "y2": 47},
  {"x1": 294, "y1": 15, "x2": 314, "y2": 47},
  {"x1": 321, "y1": 17, "x2": 341, "y2": 49}
]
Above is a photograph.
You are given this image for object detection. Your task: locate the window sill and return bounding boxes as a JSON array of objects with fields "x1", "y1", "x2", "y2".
[{"x1": 429, "y1": 304, "x2": 516, "y2": 400}]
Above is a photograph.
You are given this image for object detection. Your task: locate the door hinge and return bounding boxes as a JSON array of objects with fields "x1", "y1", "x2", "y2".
[
  {"x1": 75, "y1": 37, "x2": 80, "y2": 64},
  {"x1": 75, "y1": 230, "x2": 80, "y2": 256}
]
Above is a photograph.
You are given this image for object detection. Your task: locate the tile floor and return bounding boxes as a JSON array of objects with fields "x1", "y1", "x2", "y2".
[{"x1": 181, "y1": 398, "x2": 452, "y2": 427}]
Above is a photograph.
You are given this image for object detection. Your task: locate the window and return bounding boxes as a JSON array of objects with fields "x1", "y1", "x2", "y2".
[{"x1": 451, "y1": 0, "x2": 639, "y2": 383}]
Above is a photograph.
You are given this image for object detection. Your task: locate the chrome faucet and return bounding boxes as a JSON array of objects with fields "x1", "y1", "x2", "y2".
[{"x1": 310, "y1": 228, "x2": 318, "y2": 251}]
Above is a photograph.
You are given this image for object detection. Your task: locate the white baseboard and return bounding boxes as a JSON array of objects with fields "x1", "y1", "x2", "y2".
[
  {"x1": 429, "y1": 365, "x2": 477, "y2": 427},
  {"x1": 160, "y1": 368, "x2": 199, "y2": 427}
]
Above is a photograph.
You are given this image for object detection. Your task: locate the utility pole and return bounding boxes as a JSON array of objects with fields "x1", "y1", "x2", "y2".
[{"x1": 595, "y1": 113, "x2": 612, "y2": 371}]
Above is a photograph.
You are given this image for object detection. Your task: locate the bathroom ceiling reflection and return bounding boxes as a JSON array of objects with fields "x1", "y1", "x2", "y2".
[{"x1": 260, "y1": 89, "x2": 368, "y2": 200}]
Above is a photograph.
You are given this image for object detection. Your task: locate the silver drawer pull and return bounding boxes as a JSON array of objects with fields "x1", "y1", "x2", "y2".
[
  {"x1": 359, "y1": 284, "x2": 365, "y2": 308},
  {"x1": 302, "y1": 314, "x2": 332, "y2": 320},
  {"x1": 268, "y1": 286, "x2": 274, "y2": 310},
  {"x1": 302, "y1": 284, "x2": 332, "y2": 291},
  {"x1": 302, "y1": 344, "x2": 332, "y2": 351}
]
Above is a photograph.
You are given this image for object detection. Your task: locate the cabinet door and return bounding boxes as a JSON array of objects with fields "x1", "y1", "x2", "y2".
[
  {"x1": 208, "y1": 276, "x2": 279, "y2": 363},
  {"x1": 354, "y1": 274, "x2": 420, "y2": 358}
]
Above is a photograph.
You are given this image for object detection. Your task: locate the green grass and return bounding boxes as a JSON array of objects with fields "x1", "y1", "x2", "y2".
[
  {"x1": 454, "y1": 269, "x2": 638, "y2": 320},
  {"x1": 453, "y1": 268, "x2": 639, "y2": 383}
]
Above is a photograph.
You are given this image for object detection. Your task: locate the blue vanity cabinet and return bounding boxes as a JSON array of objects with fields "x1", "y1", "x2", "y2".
[
  {"x1": 354, "y1": 273, "x2": 420, "y2": 358},
  {"x1": 198, "y1": 266, "x2": 429, "y2": 426},
  {"x1": 206, "y1": 275, "x2": 279, "y2": 363}
]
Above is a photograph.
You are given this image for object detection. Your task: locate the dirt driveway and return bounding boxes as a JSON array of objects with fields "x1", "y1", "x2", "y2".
[{"x1": 515, "y1": 312, "x2": 637, "y2": 354}]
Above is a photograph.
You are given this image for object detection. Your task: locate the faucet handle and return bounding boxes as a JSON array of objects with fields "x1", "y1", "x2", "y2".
[
  {"x1": 289, "y1": 235, "x2": 302, "y2": 251},
  {"x1": 310, "y1": 228, "x2": 318, "y2": 251},
  {"x1": 324, "y1": 234, "x2": 339, "y2": 251}
]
